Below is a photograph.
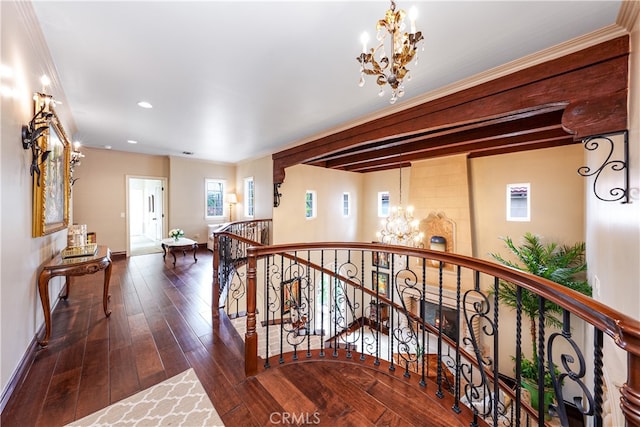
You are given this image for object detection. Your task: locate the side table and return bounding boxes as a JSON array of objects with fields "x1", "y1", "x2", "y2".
[
  {"x1": 161, "y1": 237, "x2": 198, "y2": 266},
  {"x1": 37, "y1": 245, "x2": 112, "y2": 347}
]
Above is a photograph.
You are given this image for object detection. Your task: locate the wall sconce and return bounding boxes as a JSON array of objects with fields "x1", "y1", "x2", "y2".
[
  {"x1": 70, "y1": 141, "x2": 84, "y2": 186},
  {"x1": 21, "y1": 93, "x2": 54, "y2": 186},
  {"x1": 226, "y1": 193, "x2": 238, "y2": 221}
]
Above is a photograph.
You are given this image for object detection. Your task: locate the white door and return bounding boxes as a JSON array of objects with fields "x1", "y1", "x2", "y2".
[{"x1": 127, "y1": 176, "x2": 166, "y2": 256}]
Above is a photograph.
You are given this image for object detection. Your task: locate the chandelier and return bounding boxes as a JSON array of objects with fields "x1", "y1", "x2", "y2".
[
  {"x1": 357, "y1": 0, "x2": 424, "y2": 104},
  {"x1": 377, "y1": 168, "x2": 424, "y2": 247}
]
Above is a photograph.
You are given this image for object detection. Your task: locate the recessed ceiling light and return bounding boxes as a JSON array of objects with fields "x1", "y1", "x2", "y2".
[
  {"x1": 182, "y1": 151, "x2": 194, "y2": 155},
  {"x1": 137, "y1": 101, "x2": 152, "y2": 109},
  {"x1": 127, "y1": 139, "x2": 138, "y2": 144},
  {"x1": 105, "y1": 145, "x2": 112, "y2": 149}
]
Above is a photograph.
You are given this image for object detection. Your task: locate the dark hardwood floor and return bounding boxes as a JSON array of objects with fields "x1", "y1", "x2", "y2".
[{"x1": 1, "y1": 249, "x2": 470, "y2": 426}]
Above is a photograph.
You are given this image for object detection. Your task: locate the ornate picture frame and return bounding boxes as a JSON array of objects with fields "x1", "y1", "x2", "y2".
[
  {"x1": 372, "y1": 251, "x2": 390, "y2": 269},
  {"x1": 32, "y1": 98, "x2": 70, "y2": 237},
  {"x1": 282, "y1": 278, "x2": 300, "y2": 315},
  {"x1": 372, "y1": 271, "x2": 389, "y2": 297}
]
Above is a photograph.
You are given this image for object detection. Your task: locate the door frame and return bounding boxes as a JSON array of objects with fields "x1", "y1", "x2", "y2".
[{"x1": 125, "y1": 175, "x2": 168, "y2": 257}]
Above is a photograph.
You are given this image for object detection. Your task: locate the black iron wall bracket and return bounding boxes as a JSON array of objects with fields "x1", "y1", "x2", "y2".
[
  {"x1": 273, "y1": 183, "x2": 282, "y2": 207},
  {"x1": 577, "y1": 130, "x2": 630, "y2": 204}
]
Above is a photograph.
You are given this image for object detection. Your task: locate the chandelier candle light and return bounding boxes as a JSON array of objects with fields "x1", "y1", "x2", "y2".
[
  {"x1": 357, "y1": 0, "x2": 424, "y2": 104},
  {"x1": 377, "y1": 168, "x2": 424, "y2": 247}
]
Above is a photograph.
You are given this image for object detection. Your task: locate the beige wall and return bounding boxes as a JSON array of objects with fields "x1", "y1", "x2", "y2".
[
  {"x1": 469, "y1": 144, "x2": 587, "y2": 377},
  {"x1": 168, "y1": 156, "x2": 235, "y2": 243},
  {"x1": 72, "y1": 148, "x2": 169, "y2": 252},
  {"x1": 360, "y1": 168, "x2": 405, "y2": 243},
  {"x1": 410, "y1": 154, "x2": 473, "y2": 257},
  {"x1": 0, "y1": 1, "x2": 75, "y2": 398},
  {"x1": 74, "y1": 152, "x2": 240, "y2": 252},
  {"x1": 235, "y1": 155, "x2": 273, "y2": 221},
  {"x1": 273, "y1": 165, "x2": 363, "y2": 244},
  {"x1": 469, "y1": 144, "x2": 585, "y2": 263}
]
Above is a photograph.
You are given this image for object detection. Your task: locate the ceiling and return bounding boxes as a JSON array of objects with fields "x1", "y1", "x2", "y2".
[{"x1": 32, "y1": 1, "x2": 623, "y2": 167}]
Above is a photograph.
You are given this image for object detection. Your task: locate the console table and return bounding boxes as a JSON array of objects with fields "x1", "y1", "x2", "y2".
[
  {"x1": 161, "y1": 237, "x2": 198, "y2": 266},
  {"x1": 37, "y1": 245, "x2": 112, "y2": 347}
]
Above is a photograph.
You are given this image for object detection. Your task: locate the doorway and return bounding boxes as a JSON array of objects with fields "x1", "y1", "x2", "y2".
[{"x1": 127, "y1": 176, "x2": 166, "y2": 256}]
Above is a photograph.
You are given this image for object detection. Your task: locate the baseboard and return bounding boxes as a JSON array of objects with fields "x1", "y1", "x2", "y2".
[
  {"x1": 111, "y1": 251, "x2": 127, "y2": 260},
  {"x1": 0, "y1": 329, "x2": 43, "y2": 414}
]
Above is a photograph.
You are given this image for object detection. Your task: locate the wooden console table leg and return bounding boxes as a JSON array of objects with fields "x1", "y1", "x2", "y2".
[
  {"x1": 103, "y1": 261, "x2": 112, "y2": 316},
  {"x1": 60, "y1": 275, "x2": 71, "y2": 300},
  {"x1": 37, "y1": 270, "x2": 53, "y2": 347}
]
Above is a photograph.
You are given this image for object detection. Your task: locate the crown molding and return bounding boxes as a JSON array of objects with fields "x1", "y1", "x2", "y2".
[
  {"x1": 617, "y1": 0, "x2": 640, "y2": 32},
  {"x1": 16, "y1": 1, "x2": 77, "y2": 135}
]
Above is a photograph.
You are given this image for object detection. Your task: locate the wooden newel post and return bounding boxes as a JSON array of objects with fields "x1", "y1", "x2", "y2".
[
  {"x1": 245, "y1": 246, "x2": 258, "y2": 376},
  {"x1": 212, "y1": 233, "x2": 220, "y2": 316},
  {"x1": 621, "y1": 350, "x2": 640, "y2": 427}
]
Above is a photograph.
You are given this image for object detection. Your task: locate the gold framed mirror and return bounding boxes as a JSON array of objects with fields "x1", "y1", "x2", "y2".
[{"x1": 32, "y1": 95, "x2": 70, "y2": 237}]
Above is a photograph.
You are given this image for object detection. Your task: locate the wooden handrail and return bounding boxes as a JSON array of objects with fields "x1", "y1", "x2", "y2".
[{"x1": 243, "y1": 241, "x2": 640, "y2": 426}]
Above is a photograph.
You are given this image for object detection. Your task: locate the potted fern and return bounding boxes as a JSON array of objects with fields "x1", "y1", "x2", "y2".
[{"x1": 491, "y1": 232, "x2": 591, "y2": 417}]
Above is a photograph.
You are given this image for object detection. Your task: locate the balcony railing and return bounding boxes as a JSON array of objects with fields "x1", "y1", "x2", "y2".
[
  {"x1": 211, "y1": 219, "x2": 271, "y2": 316},
  {"x1": 213, "y1": 232, "x2": 640, "y2": 427}
]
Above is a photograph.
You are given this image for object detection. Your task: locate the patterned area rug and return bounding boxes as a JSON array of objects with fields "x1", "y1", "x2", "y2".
[{"x1": 67, "y1": 369, "x2": 224, "y2": 426}]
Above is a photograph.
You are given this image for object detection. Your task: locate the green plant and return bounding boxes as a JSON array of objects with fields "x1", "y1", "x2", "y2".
[
  {"x1": 518, "y1": 357, "x2": 555, "y2": 389},
  {"x1": 491, "y1": 232, "x2": 592, "y2": 383}
]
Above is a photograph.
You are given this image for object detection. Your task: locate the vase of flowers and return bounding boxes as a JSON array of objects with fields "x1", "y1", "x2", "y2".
[{"x1": 169, "y1": 228, "x2": 185, "y2": 241}]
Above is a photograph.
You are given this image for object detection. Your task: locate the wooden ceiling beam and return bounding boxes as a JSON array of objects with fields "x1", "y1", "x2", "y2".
[
  {"x1": 306, "y1": 111, "x2": 566, "y2": 169},
  {"x1": 273, "y1": 36, "x2": 629, "y2": 183},
  {"x1": 305, "y1": 107, "x2": 565, "y2": 166},
  {"x1": 343, "y1": 132, "x2": 575, "y2": 173}
]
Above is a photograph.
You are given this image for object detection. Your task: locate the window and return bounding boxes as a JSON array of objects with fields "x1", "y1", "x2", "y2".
[
  {"x1": 506, "y1": 183, "x2": 530, "y2": 221},
  {"x1": 244, "y1": 177, "x2": 255, "y2": 218},
  {"x1": 305, "y1": 190, "x2": 317, "y2": 219},
  {"x1": 342, "y1": 192, "x2": 351, "y2": 217},
  {"x1": 378, "y1": 191, "x2": 390, "y2": 217},
  {"x1": 205, "y1": 179, "x2": 225, "y2": 218}
]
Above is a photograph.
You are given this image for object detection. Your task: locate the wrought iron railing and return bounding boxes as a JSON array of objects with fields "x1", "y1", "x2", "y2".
[
  {"x1": 227, "y1": 242, "x2": 640, "y2": 427},
  {"x1": 211, "y1": 219, "x2": 271, "y2": 317}
]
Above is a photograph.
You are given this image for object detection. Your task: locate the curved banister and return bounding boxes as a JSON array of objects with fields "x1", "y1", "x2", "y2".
[
  {"x1": 209, "y1": 233, "x2": 640, "y2": 426},
  {"x1": 246, "y1": 242, "x2": 640, "y2": 356},
  {"x1": 239, "y1": 241, "x2": 640, "y2": 426}
]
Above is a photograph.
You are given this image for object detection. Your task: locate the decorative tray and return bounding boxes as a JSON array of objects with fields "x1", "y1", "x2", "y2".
[{"x1": 61, "y1": 244, "x2": 98, "y2": 259}]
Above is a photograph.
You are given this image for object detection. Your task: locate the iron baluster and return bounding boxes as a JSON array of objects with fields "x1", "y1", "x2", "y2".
[
  {"x1": 452, "y1": 264, "x2": 462, "y2": 413},
  {"x1": 594, "y1": 327, "x2": 604, "y2": 427}
]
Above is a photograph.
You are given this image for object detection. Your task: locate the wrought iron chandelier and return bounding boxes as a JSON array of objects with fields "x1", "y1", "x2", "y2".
[
  {"x1": 357, "y1": 0, "x2": 424, "y2": 104},
  {"x1": 377, "y1": 168, "x2": 424, "y2": 247}
]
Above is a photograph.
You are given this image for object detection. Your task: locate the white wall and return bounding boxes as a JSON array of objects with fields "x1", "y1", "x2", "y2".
[{"x1": 0, "y1": 1, "x2": 74, "y2": 399}]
